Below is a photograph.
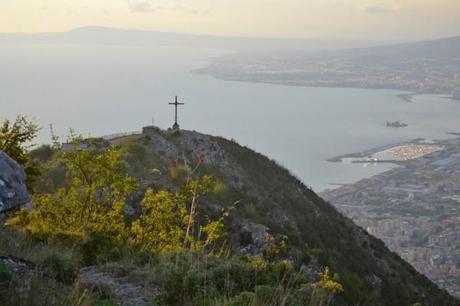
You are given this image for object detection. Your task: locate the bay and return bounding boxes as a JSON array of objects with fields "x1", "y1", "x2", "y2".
[{"x1": 1, "y1": 43, "x2": 459, "y2": 191}]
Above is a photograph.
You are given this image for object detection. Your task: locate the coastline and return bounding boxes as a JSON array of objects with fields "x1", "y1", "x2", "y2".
[
  {"x1": 326, "y1": 138, "x2": 426, "y2": 163},
  {"x1": 194, "y1": 68, "x2": 428, "y2": 97},
  {"x1": 320, "y1": 136, "x2": 460, "y2": 297}
]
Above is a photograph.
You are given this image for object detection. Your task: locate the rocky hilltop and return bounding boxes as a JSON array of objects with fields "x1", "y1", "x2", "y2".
[
  {"x1": 3, "y1": 127, "x2": 459, "y2": 305},
  {"x1": 0, "y1": 150, "x2": 30, "y2": 217},
  {"x1": 103, "y1": 127, "x2": 456, "y2": 305}
]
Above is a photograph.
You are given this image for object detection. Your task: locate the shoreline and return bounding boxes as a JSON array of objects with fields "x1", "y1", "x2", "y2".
[
  {"x1": 320, "y1": 136, "x2": 460, "y2": 297},
  {"x1": 194, "y1": 69, "x2": 446, "y2": 99},
  {"x1": 322, "y1": 136, "x2": 457, "y2": 192},
  {"x1": 326, "y1": 138, "x2": 426, "y2": 163}
]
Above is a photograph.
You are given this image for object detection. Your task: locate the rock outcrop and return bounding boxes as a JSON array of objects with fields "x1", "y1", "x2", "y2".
[
  {"x1": 130, "y1": 128, "x2": 459, "y2": 305},
  {"x1": 79, "y1": 266, "x2": 154, "y2": 306},
  {"x1": 0, "y1": 150, "x2": 30, "y2": 215}
]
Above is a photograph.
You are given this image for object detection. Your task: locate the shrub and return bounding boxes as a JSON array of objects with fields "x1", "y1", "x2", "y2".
[
  {"x1": 310, "y1": 248, "x2": 329, "y2": 266},
  {"x1": 255, "y1": 285, "x2": 275, "y2": 305},
  {"x1": 42, "y1": 252, "x2": 77, "y2": 284},
  {"x1": 156, "y1": 268, "x2": 185, "y2": 305},
  {"x1": 27, "y1": 228, "x2": 51, "y2": 244},
  {"x1": 286, "y1": 285, "x2": 312, "y2": 306},
  {"x1": 50, "y1": 231, "x2": 84, "y2": 248},
  {"x1": 271, "y1": 260, "x2": 294, "y2": 281},
  {"x1": 93, "y1": 299, "x2": 118, "y2": 306},
  {"x1": 0, "y1": 263, "x2": 13, "y2": 297},
  {"x1": 228, "y1": 291, "x2": 255, "y2": 306},
  {"x1": 77, "y1": 233, "x2": 123, "y2": 266},
  {"x1": 156, "y1": 254, "x2": 258, "y2": 305},
  {"x1": 135, "y1": 250, "x2": 160, "y2": 266}
]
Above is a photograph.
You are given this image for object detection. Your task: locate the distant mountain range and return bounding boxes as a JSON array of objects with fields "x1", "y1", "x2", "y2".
[
  {"x1": 0, "y1": 26, "x2": 389, "y2": 52},
  {"x1": 3, "y1": 27, "x2": 459, "y2": 93},
  {"x1": 325, "y1": 34, "x2": 460, "y2": 60}
]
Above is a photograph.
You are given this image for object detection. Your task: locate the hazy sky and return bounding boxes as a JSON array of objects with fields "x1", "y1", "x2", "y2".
[{"x1": 1, "y1": 0, "x2": 460, "y2": 40}]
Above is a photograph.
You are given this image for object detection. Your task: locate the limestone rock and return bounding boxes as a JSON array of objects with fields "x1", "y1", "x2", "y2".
[
  {"x1": 0, "y1": 150, "x2": 30, "y2": 215},
  {"x1": 79, "y1": 266, "x2": 152, "y2": 306}
]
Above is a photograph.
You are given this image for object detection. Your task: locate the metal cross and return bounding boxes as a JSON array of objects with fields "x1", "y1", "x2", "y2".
[{"x1": 168, "y1": 96, "x2": 184, "y2": 130}]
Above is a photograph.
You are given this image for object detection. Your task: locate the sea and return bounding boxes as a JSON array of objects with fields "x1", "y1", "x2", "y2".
[{"x1": 1, "y1": 43, "x2": 460, "y2": 191}]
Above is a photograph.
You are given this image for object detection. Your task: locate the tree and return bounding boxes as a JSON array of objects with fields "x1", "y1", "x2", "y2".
[
  {"x1": 131, "y1": 175, "x2": 225, "y2": 253},
  {"x1": 0, "y1": 116, "x2": 41, "y2": 188},
  {"x1": 22, "y1": 142, "x2": 138, "y2": 240},
  {"x1": 131, "y1": 189, "x2": 187, "y2": 253},
  {"x1": 0, "y1": 116, "x2": 39, "y2": 165},
  {"x1": 15, "y1": 138, "x2": 224, "y2": 253}
]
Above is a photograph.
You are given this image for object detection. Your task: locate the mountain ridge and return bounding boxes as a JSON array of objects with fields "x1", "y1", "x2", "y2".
[
  {"x1": 0, "y1": 26, "x2": 439, "y2": 52},
  {"x1": 0, "y1": 126, "x2": 460, "y2": 306},
  {"x1": 1, "y1": 26, "x2": 459, "y2": 53},
  {"x1": 26, "y1": 126, "x2": 458, "y2": 305}
]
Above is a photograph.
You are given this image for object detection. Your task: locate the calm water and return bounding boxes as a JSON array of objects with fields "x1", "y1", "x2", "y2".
[{"x1": 1, "y1": 44, "x2": 460, "y2": 191}]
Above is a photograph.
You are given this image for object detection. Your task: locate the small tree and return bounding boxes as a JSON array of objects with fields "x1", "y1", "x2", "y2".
[
  {"x1": 23, "y1": 142, "x2": 138, "y2": 240},
  {"x1": 131, "y1": 175, "x2": 225, "y2": 253},
  {"x1": 0, "y1": 116, "x2": 40, "y2": 186},
  {"x1": 131, "y1": 189, "x2": 187, "y2": 253}
]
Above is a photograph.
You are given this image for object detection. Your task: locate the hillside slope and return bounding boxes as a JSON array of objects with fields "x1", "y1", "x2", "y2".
[
  {"x1": 23, "y1": 127, "x2": 459, "y2": 305},
  {"x1": 99, "y1": 127, "x2": 457, "y2": 305}
]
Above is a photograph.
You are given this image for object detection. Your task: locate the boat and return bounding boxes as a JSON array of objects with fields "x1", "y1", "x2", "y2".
[{"x1": 386, "y1": 121, "x2": 408, "y2": 128}]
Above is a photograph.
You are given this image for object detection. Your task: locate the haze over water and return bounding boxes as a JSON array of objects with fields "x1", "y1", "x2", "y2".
[{"x1": 2, "y1": 43, "x2": 460, "y2": 191}]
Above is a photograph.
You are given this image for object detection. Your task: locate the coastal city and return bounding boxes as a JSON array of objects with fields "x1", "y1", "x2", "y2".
[
  {"x1": 321, "y1": 138, "x2": 460, "y2": 297},
  {"x1": 199, "y1": 45, "x2": 460, "y2": 95}
]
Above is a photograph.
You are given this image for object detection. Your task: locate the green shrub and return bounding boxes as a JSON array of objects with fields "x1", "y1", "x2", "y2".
[
  {"x1": 157, "y1": 255, "x2": 258, "y2": 305},
  {"x1": 255, "y1": 285, "x2": 275, "y2": 305},
  {"x1": 27, "y1": 229, "x2": 51, "y2": 243},
  {"x1": 93, "y1": 299, "x2": 118, "y2": 306},
  {"x1": 50, "y1": 231, "x2": 83, "y2": 248},
  {"x1": 135, "y1": 250, "x2": 160, "y2": 266},
  {"x1": 42, "y1": 252, "x2": 77, "y2": 284},
  {"x1": 77, "y1": 233, "x2": 123, "y2": 265},
  {"x1": 191, "y1": 286, "x2": 220, "y2": 306},
  {"x1": 0, "y1": 263, "x2": 13, "y2": 298},
  {"x1": 0, "y1": 263, "x2": 12, "y2": 284},
  {"x1": 228, "y1": 291, "x2": 255, "y2": 306},
  {"x1": 29, "y1": 144, "x2": 54, "y2": 162},
  {"x1": 271, "y1": 260, "x2": 294, "y2": 281},
  {"x1": 205, "y1": 258, "x2": 255, "y2": 295},
  {"x1": 156, "y1": 268, "x2": 185, "y2": 305},
  {"x1": 286, "y1": 285, "x2": 312, "y2": 306},
  {"x1": 310, "y1": 248, "x2": 329, "y2": 266}
]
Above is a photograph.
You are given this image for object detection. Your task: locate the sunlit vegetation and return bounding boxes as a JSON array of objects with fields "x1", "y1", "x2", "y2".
[
  {"x1": 2, "y1": 117, "x2": 452, "y2": 305},
  {"x1": 0, "y1": 116, "x2": 41, "y2": 187},
  {"x1": 10, "y1": 135, "x2": 226, "y2": 256},
  {"x1": 0, "y1": 126, "x2": 343, "y2": 305}
]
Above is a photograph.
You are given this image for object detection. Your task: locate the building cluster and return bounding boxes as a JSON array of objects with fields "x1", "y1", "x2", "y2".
[
  {"x1": 383, "y1": 144, "x2": 443, "y2": 161},
  {"x1": 204, "y1": 52, "x2": 460, "y2": 94},
  {"x1": 321, "y1": 138, "x2": 460, "y2": 297}
]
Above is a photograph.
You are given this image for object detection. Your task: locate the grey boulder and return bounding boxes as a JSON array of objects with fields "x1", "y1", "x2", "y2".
[{"x1": 0, "y1": 150, "x2": 30, "y2": 215}]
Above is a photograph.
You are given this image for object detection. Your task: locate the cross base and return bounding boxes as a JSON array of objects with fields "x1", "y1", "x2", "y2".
[{"x1": 172, "y1": 122, "x2": 180, "y2": 130}]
